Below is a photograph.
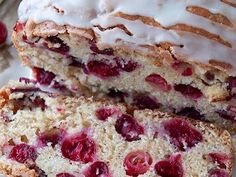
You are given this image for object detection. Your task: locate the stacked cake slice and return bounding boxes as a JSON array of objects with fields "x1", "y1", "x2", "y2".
[
  {"x1": 0, "y1": 80, "x2": 233, "y2": 177},
  {"x1": 13, "y1": 0, "x2": 236, "y2": 133}
]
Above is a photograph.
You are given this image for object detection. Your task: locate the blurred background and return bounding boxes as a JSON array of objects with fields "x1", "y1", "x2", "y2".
[{"x1": 0, "y1": 0, "x2": 31, "y2": 87}]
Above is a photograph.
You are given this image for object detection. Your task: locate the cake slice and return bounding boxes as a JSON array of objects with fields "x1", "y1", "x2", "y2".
[
  {"x1": 13, "y1": 0, "x2": 236, "y2": 132},
  {"x1": 0, "y1": 80, "x2": 234, "y2": 177}
]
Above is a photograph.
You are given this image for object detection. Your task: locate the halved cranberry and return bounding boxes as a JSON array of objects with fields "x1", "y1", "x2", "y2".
[
  {"x1": 87, "y1": 60, "x2": 120, "y2": 78},
  {"x1": 207, "y1": 153, "x2": 229, "y2": 169},
  {"x1": 227, "y1": 76, "x2": 236, "y2": 92},
  {"x1": 84, "y1": 161, "x2": 110, "y2": 177},
  {"x1": 154, "y1": 153, "x2": 183, "y2": 177},
  {"x1": 90, "y1": 43, "x2": 114, "y2": 56},
  {"x1": 172, "y1": 61, "x2": 193, "y2": 77},
  {"x1": 95, "y1": 108, "x2": 118, "y2": 121},
  {"x1": 182, "y1": 68, "x2": 193, "y2": 76},
  {"x1": 33, "y1": 97, "x2": 47, "y2": 110},
  {"x1": 162, "y1": 118, "x2": 203, "y2": 151},
  {"x1": 174, "y1": 84, "x2": 203, "y2": 100},
  {"x1": 145, "y1": 74, "x2": 171, "y2": 92},
  {"x1": 177, "y1": 107, "x2": 205, "y2": 121},
  {"x1": 115, "y1": 114, "x2": 144, "y2": 141},
  {"x1": 45, "y1": 36, "x2": 70, "y2": 55},
  {"x1": 0, "y1": 21, "x2": 7, "y2": 45},
  {"x1": 8, "y1": 144, "x2": 37, "y2": 164},
  {"x1": 56, "y1": 173, "x2": 75, "y2": 177},
  {"x1": 38, "y1": 128, "x2": 66, "y2": 147},
  {"x1": 13, "y1": 22, "x2": 25, "y2": 33},
  {"x1": 208, "y1": 168, "x2": 229, "y2": 177},
  {"x1": 33, "y1": 67, "x2": 56, "y2": 85},
  {"x1": 61, "y1": 133, "x2": 96, "y2": 163},
  {"x1": 217, "y1": 106, "x2": 236, "y2": 122},
  {"x1": 133, "y1": 94, "x2": 161, "y2": 110},
  {"x1": 124, "y1": 150, "x2": 152, "y2": 176},
  {"x1": 114, "y1": 57, "x2": 138, "y2": 72}
]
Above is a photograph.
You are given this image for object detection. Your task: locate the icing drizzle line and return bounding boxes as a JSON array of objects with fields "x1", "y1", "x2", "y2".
[{"x1": 18, "y1": 0, "x2": 236, "y2": 74}]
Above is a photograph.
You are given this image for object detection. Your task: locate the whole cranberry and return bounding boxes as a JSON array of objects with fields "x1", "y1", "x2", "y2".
[
  {"x1": 0, "y1": 21, "x2": 7, "y2": 45},
  {"x1": 61, "y1": 133, "x2": 96, "y2": 163},
  {"x1": 8, "y1": 144, "x2": 37, "y2": 164},
  {"x1": 124, "y1": 150, "x2": 152, "y2": 176}
]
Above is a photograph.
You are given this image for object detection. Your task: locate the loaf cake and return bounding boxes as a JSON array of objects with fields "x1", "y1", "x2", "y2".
[
  {"x1": 12, "y1": 0, "x2": 236, "y2": 132},
  {"x1": 0, "y1": 80, "x2": 233, "y2": 177}
]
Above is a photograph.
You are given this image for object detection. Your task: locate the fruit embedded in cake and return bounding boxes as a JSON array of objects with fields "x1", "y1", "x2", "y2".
[
  {"x1": 124, "y1": 150, "x2": 153, "y2": 176},
  {"x1": 0, "y1": 81, "x2": 233, "y2": 177},
  {"x1": 13, "y1": 0, "x2": 236, "y2": 134}
]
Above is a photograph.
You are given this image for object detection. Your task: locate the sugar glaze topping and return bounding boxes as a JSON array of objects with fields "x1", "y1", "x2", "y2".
[{"x1": 18, "y1": 0, "x2": 236, "y2": 74}]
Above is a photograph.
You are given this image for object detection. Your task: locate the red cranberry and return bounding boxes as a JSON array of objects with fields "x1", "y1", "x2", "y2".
[
  {"x1": 133, "y1": 94, "x2": 161, "y2": 110},
  {"x1": 51, "y1": 81, "x2": 66, "y2": 91},
  {"x1": 107, "y1": 89, "x2": 128, "y2": 102},
  {"x1": 208, "y1": 168, "x2": 229, "y2": 177},
  {"x1": 61, "y1": 133, "x2": 96, "y2": 163},
  {"x1": 114, "y1": 57, "x2": 138, "y2": 72},
  {"x1": 217, "y1": 106, "x2": 236, "y2": 122},
  {"x1": 0, "y1": 21, "x2": 7, "y2": 45},
  {"x1": 172, "y1": 61, "x2": 182, "y2": 70},
  {"x1": 207, "y1": 153, "x2": 229, "y2": 169},
  {"x1": 174, "y1": 84, "x2": 203, "y2": 100},
  {"x1": 124, "y1": 150, "x2": 152, "y2": 176},
  {"x1": 115, "y1": 114, "x2": 144, "y2": 142},
  {"x1": 38, "y1": 129, "x2": 66, "y2": 147},
  {"x1": 182, "y1": 68, "x2": 193, "y2": 76},
  {"x1": 10, "y1": 87, "x2": 40, "y2": 93},
  {"x1": 19, "y1": 77, "x2": 37, "y2": 84},
  {"x1": 44, "y1": 36, "x2": 70, "y2": 55},
  {"x1": 13, "y1": 22, "x2": 25, "y2": 33},
  {"x1": 205, "y1": 71, "x2": 215, "y2": 81},
  {"x1": 56, "y1": 173, "x2": 75, "y2": 177},
  {"x1": 21, "y1": 34, "x2": 36, "y2": 47},
  {"x1": 90, "y1": 43, "x2": 114, "y2": 56},
  {"x1": 84, "y1": 161, "x2": 110, "y2": 177},
  {"x1": 87, "y1": 60, "x2": 120, "y2": 78},
  {"x1": 154, "y1": 153, "x2": 183, "y2": 177},
  {"x1": 176, "y1": 107, "x2": 205, "y2": 121},
  {"x1": 145, "y1": 74, "x2": 171, "y2": 92},
  {"x1": 33, "y1": 97, "x2": 47, "y2": 110},
  {"x1": 172, "y1": 61, "x2": 193, "y2": 77},
  {"x1": 162, "y1": 118, "x2": 203, "y2": 151},
  {"x1": 33, "y1": 67, "x2": 56, "y2": 85},
  {"x1": 227, "y1": 76, "x2": 236, "y2": 91},
  {"x1": 95, "y1": 108, "x2": 118, "y2": 121},
  {"x1": 8, "y1": 144, "x2": 37, "y2": 164}
]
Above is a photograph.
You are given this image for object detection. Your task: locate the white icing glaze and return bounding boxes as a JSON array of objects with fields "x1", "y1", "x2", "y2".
[{"x1": 18, "y1": 0, "x2": 236, "y2": 74}]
